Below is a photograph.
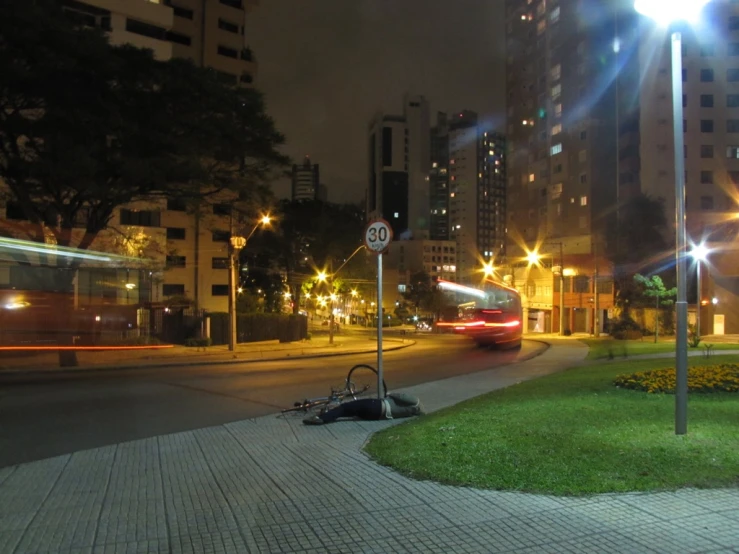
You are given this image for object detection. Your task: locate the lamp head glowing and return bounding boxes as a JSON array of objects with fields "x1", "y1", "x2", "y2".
[
  {"x1": 526, "y1": 251, "x2": 541, "y2": 265},
  {"x1": 260, "y1": 215, "x2": 272, "y2": 225},
  {"x1": 316, "y1": 271, "x2": 327, "y2": 282},
  {"x1": 634, "y1": 0, "x2": 711, "y2": 26},
  {"x1": 691, "y1": 243, "x2": 710, "y2": 261},
  {"x1": 482, "y1": 262, "x2": 495, "y2": 277}
]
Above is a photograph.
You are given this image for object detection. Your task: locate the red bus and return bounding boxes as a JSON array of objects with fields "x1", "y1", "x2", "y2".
[{"x1": 436, "y1": 279, "x2": 522, "y2": 349}]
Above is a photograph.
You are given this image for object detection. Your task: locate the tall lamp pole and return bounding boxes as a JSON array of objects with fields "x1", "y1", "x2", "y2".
[
  {"x1": 691, "y1": 243, "x2": 708, "y2": 339},
  {"x1": 634, "y1": 0, "x2": 712, "y2": 435},
  {"x1": 228, "y1": 215, "x2": 271, "y2": 352}
]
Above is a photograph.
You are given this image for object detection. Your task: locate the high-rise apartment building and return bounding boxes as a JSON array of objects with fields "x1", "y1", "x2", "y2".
[
  {"x1": 446, "y1": 111, "x2": 507, "y2": 282},
  {"x1": 291, "y1": 156, "x2": 320, "y2": 201},
  {"x1": 504, "y1": 0, "x2": 634, "y2": 256},
  {"x1": 504, "y1": 0, "x2": 627, "y2": 333},
  {"x1": 429, "y1": 113, "x2": 451, "y2": 241},
  {"x1": 367, "y1": 94, "x2": 431, "y2": 239}
]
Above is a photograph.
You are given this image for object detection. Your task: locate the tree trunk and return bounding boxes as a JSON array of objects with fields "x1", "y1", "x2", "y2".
[
  {"x1": 54, "y1": 269, "x2": 79, "y2": 367},
  {"x1": 654, "y1": 296, "x2": 659, "y2": 344}
]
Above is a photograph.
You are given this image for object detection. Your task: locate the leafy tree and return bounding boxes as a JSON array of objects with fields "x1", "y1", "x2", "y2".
[
  {"x1": 0, "y1": 0, "x2": 287, "y2": 364},
  {"x1": 605, "y1": 194, "x2": 670, "y2": 312},
  {"x1": 403, "y1": 271, "x2": 448, "y2": 318},
  {"x1": 634, "y1": 274, "x2": 677, "y2": 343},
  {"x1": 404, "y1": 271, "x2": 433, "y2": 311}
]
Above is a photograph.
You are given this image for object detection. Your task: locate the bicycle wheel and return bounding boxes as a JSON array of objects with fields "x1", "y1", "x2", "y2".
[{"x1": 346, "y1": 364, "x2": 387, "y2": 399}]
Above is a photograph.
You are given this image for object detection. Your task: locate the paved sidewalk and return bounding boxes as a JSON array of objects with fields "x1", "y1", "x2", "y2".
[
  {"x1": 0, "y1": 335, "x2": 413, "y2": 375},
  {"x1": 1, "y1": 340, "x2": 738, "y2": 553}
]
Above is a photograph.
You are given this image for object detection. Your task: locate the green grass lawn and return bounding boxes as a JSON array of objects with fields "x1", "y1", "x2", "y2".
[
  {"x1": 580, "y1": 338, "x2": 739, "y2": 360},
  {"x1": 365, "y1": 355, "x2": 739, "y2": 496}
]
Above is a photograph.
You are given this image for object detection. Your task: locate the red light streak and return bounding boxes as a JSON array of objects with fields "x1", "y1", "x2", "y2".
[{"x1": 0, "y1": 345, "x2": 175, "y2": 352}]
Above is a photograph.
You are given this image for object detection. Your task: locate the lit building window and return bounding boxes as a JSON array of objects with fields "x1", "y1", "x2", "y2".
[
  {"x1": 551, "y1": 84, "x2": 561, "y2": 99},
  {"x1": 529, "y1": 173, "x2": 535, "y2": 182},
  {"x1": 580, "y1": 196, "x2": 588, "y2": 206},
  {"x1": 551, "y1": 123, "x2": 562, "y2": 135},
  {"x1": 550, "y1": 6, "x2": 560, "y2": 23},
  {"x1": 550, "y1": 143, "x2": 563, "y2": 155},
  {"x1": 551, "y1": 64, "x2": 561, "y2": 81},
  {"x1": 554, "y1": 103, "x2": 562, "y2": 117}
]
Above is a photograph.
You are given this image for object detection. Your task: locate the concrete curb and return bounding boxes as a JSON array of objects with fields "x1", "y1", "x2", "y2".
[{"x1": 0, "y1": 339, "x2": 417, "y2": 377}]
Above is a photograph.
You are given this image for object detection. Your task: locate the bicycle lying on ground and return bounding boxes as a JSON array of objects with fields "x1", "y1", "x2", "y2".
[{"x1": 281, "y1": 364, "x2": 387, "y2": 415}]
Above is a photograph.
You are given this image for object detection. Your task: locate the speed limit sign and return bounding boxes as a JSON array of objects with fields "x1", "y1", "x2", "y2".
[{"x1": 364, "y1": 219, "x2": 393, "y2": 254}]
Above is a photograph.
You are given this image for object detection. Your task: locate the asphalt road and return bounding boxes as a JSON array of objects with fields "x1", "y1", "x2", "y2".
[{"x1": 0, "y1": 335, "x2": 546, "y2": 468}]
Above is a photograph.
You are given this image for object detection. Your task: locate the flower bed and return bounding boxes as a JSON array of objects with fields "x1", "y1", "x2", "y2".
[{"x1": 614, "y1": 364, "x2": 739, "y2": 393}]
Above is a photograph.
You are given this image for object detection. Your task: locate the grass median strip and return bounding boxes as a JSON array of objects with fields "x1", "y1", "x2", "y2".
[
  {"x1": 365, "y1": 355, "x2": 739, "y2": 496},
  {"x1": 580, "y1": 338, "x2": 739, "y2": 360}
]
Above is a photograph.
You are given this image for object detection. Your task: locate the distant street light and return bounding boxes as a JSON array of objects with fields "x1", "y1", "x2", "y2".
[
  {"x1": 315, "y1": 245, "x2": 366, "y2": 345},
  {"x1": 634, "y1": 0, "x2": 713, "y2": 435}
]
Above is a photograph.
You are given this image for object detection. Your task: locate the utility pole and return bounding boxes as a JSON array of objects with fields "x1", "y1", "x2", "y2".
[
  {"x1": 328, "y1": 259, "x2": 335, "y2": 345},
  {"x1": 559, "y1": 242, "x2": 565, "y2": 336},
  {"x1": 594, "y1": 236, "x2": 600, "y2": 337}
]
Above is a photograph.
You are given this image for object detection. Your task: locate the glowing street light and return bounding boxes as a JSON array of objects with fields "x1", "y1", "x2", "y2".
[
  {"x1": 634, "y1": 0, "x2": 711, "y2": 26},
  {"x1": 482, "y1": 261, "x2": 496, "y2": 277},
  {"x1": 635, "y1": 0, "x2": 713, "y2": 435},
  {"x1": 526, "y1": 251, "x2": 541, "y2": 266}
]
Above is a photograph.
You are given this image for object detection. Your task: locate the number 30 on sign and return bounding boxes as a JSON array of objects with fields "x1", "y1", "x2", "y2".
[{"x1": 364, "y1": 219, "x2": 393, "y2": 254}]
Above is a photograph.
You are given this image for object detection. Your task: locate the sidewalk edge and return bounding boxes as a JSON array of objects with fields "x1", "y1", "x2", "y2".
[{"x1": 0, "y1": 340, "x2": 416, "y2": 377}]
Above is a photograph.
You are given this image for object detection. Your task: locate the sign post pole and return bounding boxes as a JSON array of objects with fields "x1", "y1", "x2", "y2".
[
  {"x1": 376, "y1": 252, "x2": 383, "y2": 398},
  {"x1": 363, "y1": 218, "x2": 393, "y2": 399}
]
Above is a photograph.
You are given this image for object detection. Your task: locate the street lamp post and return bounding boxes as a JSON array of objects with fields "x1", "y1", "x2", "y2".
[
  {"x1": 634, "y1": 0, "x2": 712, "y2": 435},
  {"x1": 529, "y1": 243, "x2": 565, "y2": 336},
  {"x1": 228, "y1": 215, "x2": 271, "y2": 352},
  {"x1": 691, "y1": 243, "x2": 709, "y2": 340}
]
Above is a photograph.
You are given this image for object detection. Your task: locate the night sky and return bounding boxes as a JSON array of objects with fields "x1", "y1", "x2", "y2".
[{"x1": 247, "y1": 0, "x2": 507, "y2": 204}]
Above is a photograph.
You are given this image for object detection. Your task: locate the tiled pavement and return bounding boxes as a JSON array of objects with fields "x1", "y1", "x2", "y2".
[{"x1": 1, "y1": 342, "x2": 738, "y2": 553}]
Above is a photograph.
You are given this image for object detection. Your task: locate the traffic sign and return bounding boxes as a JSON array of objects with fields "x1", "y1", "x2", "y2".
[{"x1": 364, "y1": 219, "x2": 393, "y2": 254}]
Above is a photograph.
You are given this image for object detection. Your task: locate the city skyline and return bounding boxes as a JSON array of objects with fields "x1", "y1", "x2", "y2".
[{"x1": 247, "y1": 0, "x2": 507, "y2": 203}]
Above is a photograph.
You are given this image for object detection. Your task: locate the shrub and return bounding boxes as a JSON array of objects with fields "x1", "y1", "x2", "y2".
[
  {"x1": 688, "y1": 323, "x2": 701, "y2": 348},
  {"x1": 563, "y1": 329, "x2": 572, "y2": 336},
  {"x1": 608, "y1": 317, "x2": 643, "y2": 340},
  {"x1": 614, "y1": 363, "x2": 739, "y2": 393},
  {"x1": 185, "y1": 337, "x2": 212, "y2": 348}
]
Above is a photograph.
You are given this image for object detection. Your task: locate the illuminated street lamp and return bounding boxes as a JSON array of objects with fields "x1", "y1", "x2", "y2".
[
  {"x1": 229, "y1": 214, "x2": 271, "y2": 352},
  {"x1": 634, "y1": 0, "x2": 712, "y2": 435},
  {"x1": 690, "y1": 243, "x2": 709, "y2": 340},
  {"x1": 482, "y1": 261, "x2": 496, "y2": 278}
]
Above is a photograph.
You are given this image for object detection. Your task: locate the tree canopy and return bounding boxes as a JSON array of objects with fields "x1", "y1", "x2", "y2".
[
  {"x1": 605, "y1": 193, "x2": 671, "y2": 311},
  {"x1": 0, "y1": 0, "x2": 288, "y2": 275}
]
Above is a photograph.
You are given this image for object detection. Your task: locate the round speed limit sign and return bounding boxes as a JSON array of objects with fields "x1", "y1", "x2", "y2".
[{"x1": 364, "y1": 219, "x2": 393, "y2": 254}]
